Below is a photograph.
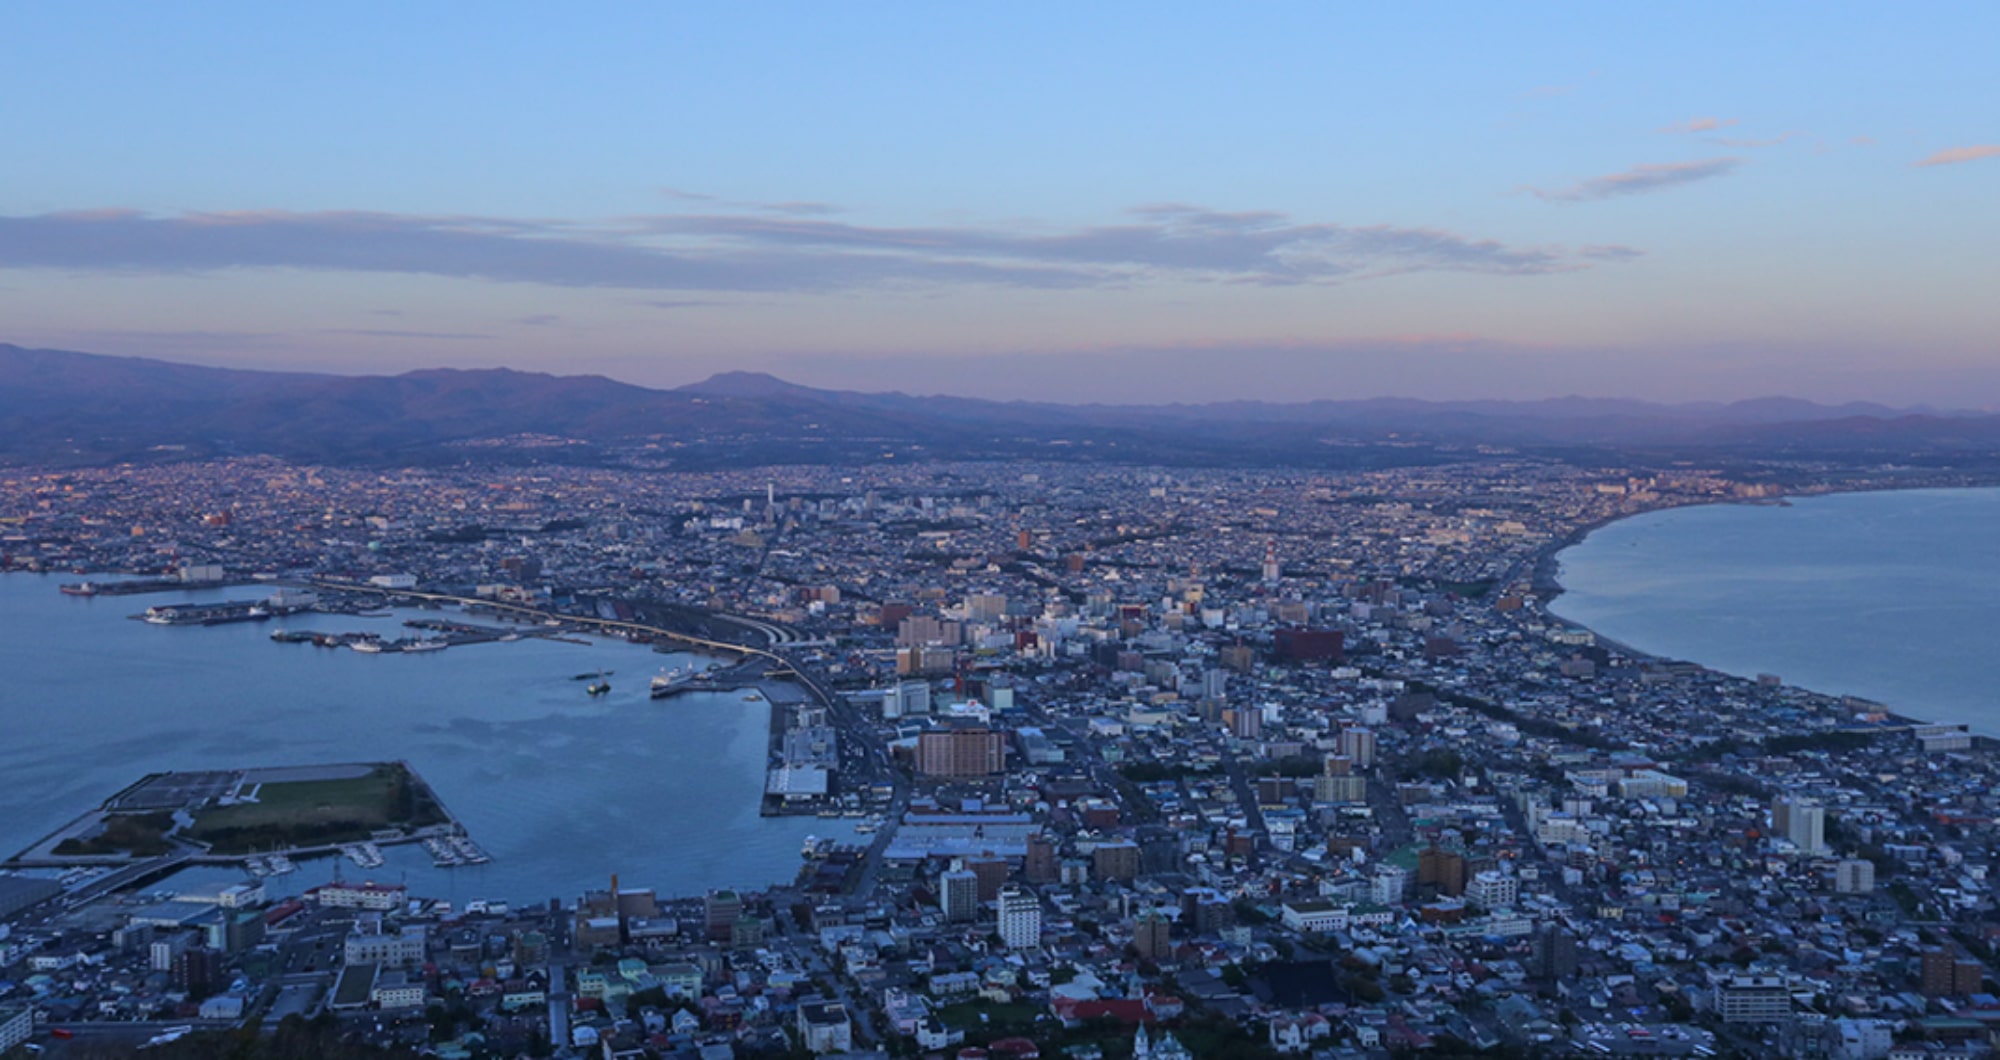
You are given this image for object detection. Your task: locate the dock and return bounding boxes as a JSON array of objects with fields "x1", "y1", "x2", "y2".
[{"x1": 1, "y1": 762, "x2": 489, "y2": 904}]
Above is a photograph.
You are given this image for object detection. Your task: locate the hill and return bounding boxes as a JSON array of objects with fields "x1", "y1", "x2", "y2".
[{"x1": 5, "y1": 342, "x2": 1998, "y2": 469}]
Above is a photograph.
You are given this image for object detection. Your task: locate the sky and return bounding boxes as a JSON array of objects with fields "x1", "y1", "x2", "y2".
[{"x1": 3, "y1": 3, "x2": 1997, "y2": 405}]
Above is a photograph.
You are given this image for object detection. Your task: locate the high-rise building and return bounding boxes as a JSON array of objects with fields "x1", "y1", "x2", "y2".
[
  {"x1": 940, "y1": 869, "x2": 979, "y2": 922},
  {"x1": 1314, "y1": 774, "x2": 1367, "y2": 804},
  {"x1": 173, "y1": 946, "x2": 224, "y2": 997},
  {"x1": 1132, "y1": 911, "x2": 1172, "y2": 962},
  {"x1": 1418, "y1": 847, "x2": 1467, "y2": 897},
  {"x1": 1532, "y1": 923, "x2": 1579, "y2": 982},
  {"x1": 1093, "y1": 841, "x2": 1140, "y2": 881},
  {"x1": 965, "y1": 593, "x2": 1009, "y2": 622},
  {"x1": 1467, "y1": 870, "x2": 1517, "y2": 909},
  {"x1": 917, "y1": 726, "x2": 1005, "y2": 777},
  {"x1": 0, "y1": 1006, "x2": 34, "y2": 1055},
  {"x1": 997, "y1": 887, "x2": 1040, "y2": 949},
  {"x1": 965, "y1": 855, "x2": 1009, "y2": 901},
  {"x1": 1339, "y1": 728, "x2": 1377, "y2": 768},
  {"x1": 704, "y1": 889, "x2": 742, "y2": 943},
  {"x1": 1223, "y1": 707, "x2": 1261, "y2": 740},
  {"x1": 1181, "y1": 888, "x2": 1234, "y2": 935},
  {"x1": 1834, "y1": 858, "x2": 1875, "y2": 894},
  {"x1": 897, "y1": 615, "x2": 963, "y2": 648},
  {"x1": 1024, "y1": 833, "x2": 1059, "y2": 883},
  {"x1": 1719, "y1": 977, "x2": 1791, "y2": 1023},
  {"x1": 1773, "y1": 796, "x2": 1828, "y2": 855},
  {"x1": 1371, "y1": 864, "x2": 1410, "y2": 905},
  {"x1": 1921, "y1": 948, "x2": 1986, "y2": 997}
]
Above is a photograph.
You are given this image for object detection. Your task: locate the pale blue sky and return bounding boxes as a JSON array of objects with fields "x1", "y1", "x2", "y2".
[{"x1": 3, "y1": 3, "x2": 1996, "y2": 402}]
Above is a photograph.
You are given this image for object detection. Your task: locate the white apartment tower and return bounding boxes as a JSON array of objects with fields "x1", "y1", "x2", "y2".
[{"x1": 996, "y1": 886, "x2": 1040, "y2": 949}]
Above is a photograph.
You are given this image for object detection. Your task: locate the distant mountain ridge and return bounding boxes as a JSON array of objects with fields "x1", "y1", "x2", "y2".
[{"x1": 4, "y1": 342, "x2": 1999, "y2": 468}]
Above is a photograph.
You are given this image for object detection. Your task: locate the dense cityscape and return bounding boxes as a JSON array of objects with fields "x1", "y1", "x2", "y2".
[{"x1": 1, "y1": 456, "x2": 1997, "y2": 1059}]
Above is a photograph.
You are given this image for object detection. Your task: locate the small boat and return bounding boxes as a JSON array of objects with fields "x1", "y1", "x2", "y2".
[
  {"x1": 423, "y1": 837, "x2": 463, "y2": 867},
  {"x1": 586, "y1": 671, "x2": 611, "y2": 696}
]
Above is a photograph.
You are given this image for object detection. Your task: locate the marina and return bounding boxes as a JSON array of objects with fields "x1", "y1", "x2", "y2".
[
  {"x1": 338, "y1": 841, "x2": 386, "y2": 870},
  {"x1": 0, "y1": 574, "x2": 841, "y2": 904},
  {"x1": 422, "y1": 835, "x2": 492, "y2": 868}
]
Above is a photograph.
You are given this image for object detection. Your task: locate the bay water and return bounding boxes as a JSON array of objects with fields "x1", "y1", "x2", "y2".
[
  {"x1": 0, "y1": 574, "x2": 850, "y2": 905},
  {"x1": 1553, "y1": 487, "x2": 2000, "y2": 737}
]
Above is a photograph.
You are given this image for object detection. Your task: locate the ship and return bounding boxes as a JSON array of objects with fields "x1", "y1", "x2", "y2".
[
  {"x1": 350, "y1": 639, "x2": 385, "y2": 654},
  {"x1": 649, "y1": 666, "x2": 698, "y2": 699},
  {"x1": 59, "y1": 581, "x2": 99, "y2": 596},
  {"x1": 402, "y1": 639, "x2": 447, "y2": 653}
]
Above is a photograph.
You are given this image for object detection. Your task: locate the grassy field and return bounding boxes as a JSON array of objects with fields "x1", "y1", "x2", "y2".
[
  {"x1": 186, "y1": 763, "x2": 446, "y2": 853},
  {"x1": 53, "y1": 812, "x2": 175, "y2": 857}
]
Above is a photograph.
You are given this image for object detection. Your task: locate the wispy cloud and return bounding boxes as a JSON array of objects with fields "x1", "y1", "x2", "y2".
[
  {"x1": 1711, "y1": 131, "x2": 1799, "y2": 148},
  {"x1": 636, "y1": 204, "x2": 1585, "y2": 284},
  {"x1": 1578, "y1": 244, "x2": 1645, "y2": 261},
  {"x1": 1657, "y1": 117, "x2": 1738, "y2": 134},
  {"x1": 321, "y1": 328, "x2": 494, "y2": 340},
  {"x1": 1530, "y1": 158, "x2": 1742, "y2": 202},
  {"x1": 1913, "y1": 144, "x2": 2000, "y2": 168},
  {"x1": 640, "y1": 299, "x2": 727, "y2": 310},
  {"x1": 0, "y1": 203, "x2": 1622, "y2": 292}
]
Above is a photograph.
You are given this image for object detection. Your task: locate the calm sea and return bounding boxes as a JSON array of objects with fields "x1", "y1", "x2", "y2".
[
  {"x1": 1553, "y1": 487, "x2": 2000, "y2": 737},
  {"x1": 0, "y1": 574, "x2": 852, "y2": 904}
]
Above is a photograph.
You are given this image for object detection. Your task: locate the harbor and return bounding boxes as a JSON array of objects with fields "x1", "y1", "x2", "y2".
[
  {"x1": 4, "y1": 572, "x2": 839, "y2": 905},
  {"x1": 1, "y1": 763, "x2": 489, "y2": 901}
]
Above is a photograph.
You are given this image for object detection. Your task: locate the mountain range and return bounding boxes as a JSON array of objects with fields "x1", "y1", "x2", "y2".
[{"x1": 6, "y1": 342, "x2": 2000, "y2": 469}]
